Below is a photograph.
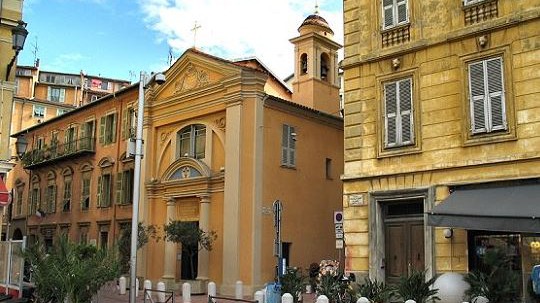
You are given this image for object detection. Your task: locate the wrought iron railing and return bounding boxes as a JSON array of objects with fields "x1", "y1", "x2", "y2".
[{"x1": 21, "y1": 137, "x2": 95, "y2": 168}]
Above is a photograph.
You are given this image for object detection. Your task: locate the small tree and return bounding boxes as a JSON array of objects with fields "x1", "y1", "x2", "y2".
[
  {"x1": 117, "y1": 223, "x2": 158, "y2": 274},
  {"x1": 163, "y1": 220, "x2": 216, "y2": 279},
  {"x1": 24, "y1": 235, "x2": 120, "y2": 303}
]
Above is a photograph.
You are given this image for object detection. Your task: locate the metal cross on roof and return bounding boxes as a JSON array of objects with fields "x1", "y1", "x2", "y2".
[{"x1": 191, "y1": 21, "x2": 202, "y2": 48}]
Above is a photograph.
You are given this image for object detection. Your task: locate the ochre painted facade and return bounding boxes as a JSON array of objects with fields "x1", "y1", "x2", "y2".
[{"x1": 342, "y1": 0, "x2": 540, "y2": 295}]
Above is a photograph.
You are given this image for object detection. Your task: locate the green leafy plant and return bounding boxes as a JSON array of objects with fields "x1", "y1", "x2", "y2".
[
  {"x1": 464, "y1": 249, "x2": 519, "y2": 302},
  {"x1": 24, "y1": 235, "x2": 120, "y2": 303},
  {"x1": 356, "y1": 277, "x2": 394, "y2": 303},
  {"x1": 317, "y1": 272, "x2": 342, "y2": 303},
  {"x1": 163, "y1": 220, "x2": 217, "y2": 279},
  {"x1": 281, "y1": 267, "x2": 307, "y2": 302},
  {"x1": 394, "y1": 270, "x2": 440, "y2": 303}
]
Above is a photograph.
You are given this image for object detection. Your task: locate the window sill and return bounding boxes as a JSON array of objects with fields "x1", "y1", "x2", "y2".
[
  {"x1": 463, "y1": 129, "x2": 516, "y2": 147},
  {"x1": 378, "y1": 144, "x2": 421, "y2": 159},
  {"x1": 280, "y1": 165, "x2": 296, "y2": 170}
]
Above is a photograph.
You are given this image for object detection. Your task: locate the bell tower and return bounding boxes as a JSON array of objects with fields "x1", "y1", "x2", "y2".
[{"x1": 289, "y1": 7, "x2": 342, "y2": 116}]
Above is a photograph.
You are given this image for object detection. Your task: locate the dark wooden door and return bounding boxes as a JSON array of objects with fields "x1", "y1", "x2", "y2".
[{"x1": 385, "y1": 220, "x2": 424, "y2": 284}]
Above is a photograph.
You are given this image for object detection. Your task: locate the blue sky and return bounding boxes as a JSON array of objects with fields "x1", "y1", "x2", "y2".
[{"x1": 18, "y1": 0, "x2": 343, "y2": 82}]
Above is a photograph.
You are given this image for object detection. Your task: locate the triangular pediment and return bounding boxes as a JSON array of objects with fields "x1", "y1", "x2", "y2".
[{"x1": 154, "y1": 49, "x2": 242, "y2": 99}]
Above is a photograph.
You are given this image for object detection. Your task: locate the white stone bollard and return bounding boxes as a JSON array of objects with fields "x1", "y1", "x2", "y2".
[
  {"x1": 282, "y1": 293, "x2": 294, "y2": 303},
  {"x1": 357, "y1": 298, "x2": 370, "y2": 303},
  {"x1": 316, "y1": 295, "x2": 329, "y2": 303},
  {"x1": 472, "y1": 297, "x2": 489, "y2": 303},
  {"x1": 157, "y1": 281, "x2": 166, "y2": 303},
  {"x1": 136, "y1": 278, "x2": 140, "y2": 297},
  {"x1": 405, "y1": 300, "x2": 416, "y2": 303},
  {"x1": 208, "y1": 281, "x2": 217, "y2": 297},
  {"x1": 144, "y1": 280, "x2": 152, "y2": 299},
  {"x1": 235, "y1": 281, "x2": 243, "y2": 299},
  {"x1": 254, "y1": 290, "x2": 264, "y2": 303},
  {"x1": 119, "y1": 276, "x2": 127, "y2": 295},
  {"x1": 183, "y1": 282, "x2": 192, "y2": 303}
]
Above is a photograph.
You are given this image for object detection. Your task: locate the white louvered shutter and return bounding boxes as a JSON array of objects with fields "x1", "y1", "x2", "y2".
[
  {"x1": 399, "y1": 79, "x2": 413, "y2": 144},
  {"x1": 384, "y1": 82, "x2": 398, "y2": 147},
  {"x1": 397, "y1": 0, "x2": 408, "y2": 24},
  {"x1": 47, "y1": 87, "x2": 52, "y2": 101},
  {"x1": 289, "y1": 126, "x2": 296, "y2": 167},
  {"x1": 382, "y1": 0, "x2": 394, "y2": 29},
  {"x1": 486, "y1": 57, "x2": 506, "y2": 131},
  {"x1": 59, "y1": 89, "x2": 66, "y2": 103},
  {"x1": 469, "y1": 61, "x2": 487, "y2": 133},
  {"x1": 281, "y1": 125, "x2": 288, "y2": 165}
]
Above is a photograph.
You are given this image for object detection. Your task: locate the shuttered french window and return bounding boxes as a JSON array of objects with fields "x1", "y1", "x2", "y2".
[
  {"x1": 468, "y1": 57, "x2": 506, "y2": 134},
  {"x1": 382, "y1": 0, "x2": 408, "y2": 30},
  {"x1": 281, "y1": 124, "x2": 296, "y2": 167},
  {"x1": 384, "y1": 78, "x2": 414, "y2": 148}
]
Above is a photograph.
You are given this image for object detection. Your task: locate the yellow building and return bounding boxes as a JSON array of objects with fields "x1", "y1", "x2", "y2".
[
  {"x1": 0, "y1": 0, "x2": 25, "y2": 187},
  {"x1": 10, "y1": 10, "x2": 344, "y2": 295},
  {"x1": 342, "y1": 0, "x2": 540, "y2": 298},
  {"x1": 142, "y1": 12, "x2": 343, "y2": 294}
]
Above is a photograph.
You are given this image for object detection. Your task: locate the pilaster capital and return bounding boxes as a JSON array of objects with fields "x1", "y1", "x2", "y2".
[
  {"x1": 198, "y1": 194, "x2": 211, "y2": 204},
  {"x1": 164, "y1": 197, "x2": 176, "y2": 206}
]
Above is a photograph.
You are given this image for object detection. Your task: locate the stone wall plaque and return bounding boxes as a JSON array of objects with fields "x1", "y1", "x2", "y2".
[{"x1": 348, "y1": 194, "x2": 365, "y2": 206}]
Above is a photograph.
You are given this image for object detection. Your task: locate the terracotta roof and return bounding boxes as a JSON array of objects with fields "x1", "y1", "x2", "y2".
[{"x1": 299, "y1": 14, "x2": 334, "y2": 35}]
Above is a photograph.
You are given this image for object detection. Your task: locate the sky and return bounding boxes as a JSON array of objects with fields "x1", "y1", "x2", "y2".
[{"x1": 18, "y1": 0, "x2": 343, "y2": 83}]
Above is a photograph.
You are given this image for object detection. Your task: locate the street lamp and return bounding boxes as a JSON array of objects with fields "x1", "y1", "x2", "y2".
[
  {"x1": 129, "y1": 71, "x2": 166, "y2": 303},
  {"x1": 15, "y1": 135, "x2": 28, "y2": 159},
  {"x1": 5, "y1": 20, "x2": 28, "y2": 81}
]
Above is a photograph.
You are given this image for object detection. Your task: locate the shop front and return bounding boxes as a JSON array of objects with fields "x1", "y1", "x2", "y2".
[{"x1": 428, "y1": 182, "x2": 540, "y2": 300}]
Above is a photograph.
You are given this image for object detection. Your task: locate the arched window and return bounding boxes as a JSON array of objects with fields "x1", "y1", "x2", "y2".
[
  {"x1": 178, "y1": 124, "x2": 206, "y2": 159},
  {"x1": 300, "y1": 53, "x2": 308, "y2": 74},
  {"x1": 320, "y1": 53, "x2": 330, "y2": 81}
]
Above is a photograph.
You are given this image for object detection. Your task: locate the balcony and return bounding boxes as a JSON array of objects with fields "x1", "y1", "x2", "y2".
[{"x1": 22, "y1": 137, "x2": 95, "y2": 169}]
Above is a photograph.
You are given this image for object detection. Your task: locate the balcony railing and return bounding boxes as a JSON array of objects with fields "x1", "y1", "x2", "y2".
[{"x1": 22, "y1": 137, "x2": 95, "y2": 169}]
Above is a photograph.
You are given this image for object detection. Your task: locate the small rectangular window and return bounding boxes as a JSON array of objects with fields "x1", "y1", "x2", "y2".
[
  {"x1": 47, "y1": 87, "x2": 65, "y2": 102},
  {"x1": 281, "y1": 124, "x2": 296, "y2": 168},
  {"x1": 325, "y1": 158, "x2": 332, "y2": 179},
  {"x1": 33, "y1": 105, "x2": 45, "y2": 118}
]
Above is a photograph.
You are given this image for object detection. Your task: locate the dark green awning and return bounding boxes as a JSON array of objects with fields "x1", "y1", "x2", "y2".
[{"x1": 427, "y1": 184, "x2": 540, "y2": 233}]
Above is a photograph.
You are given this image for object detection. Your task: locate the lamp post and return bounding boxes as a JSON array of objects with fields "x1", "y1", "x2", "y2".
[
  {"x1": 6, "y1": 20, "x2": 28, "y2": 81},
  {"x1": 129, "y1": 71, "x2": 166, "y2": 303}
]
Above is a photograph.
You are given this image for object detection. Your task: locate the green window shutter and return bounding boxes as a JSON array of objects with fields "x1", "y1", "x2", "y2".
[
  {"x1": 116, "y1": 172, "x2": 123, "y2": 205},
  {"x1": 99, "y1": 116, "x2": 106, "y2": 144},
  {"x1": 486, "y1": 57, "x2": 506, "y2": 131},
  {"x1": 97, "y1": 176, "x2": 102, "y2": 207},
  {"x1": 468, "y1": 61, "x2": 487, "y2": 133},
  {"x1": 111, "y1": 113, "x2": 117, "y2": 143},
  {"x1": 398, "y1": 78, "x2": 413, "y2": 144},
  {"x1": 384, "y1": 82, "x2": 398, "y2": 147},
  {"x1": 121, "y1": 110, "x2": 128, "y2": 139},
  {"x1": 52, "y1": 185, "x2": 57, "y2": 213}
]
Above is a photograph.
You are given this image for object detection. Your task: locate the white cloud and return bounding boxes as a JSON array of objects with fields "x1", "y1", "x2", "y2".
[{"x1": 138, "y1": 0, "x2": 343, "y2": 79}]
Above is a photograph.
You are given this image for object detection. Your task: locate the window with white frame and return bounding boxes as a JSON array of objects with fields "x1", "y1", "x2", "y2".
[
  {"x1": 281, "y1": 124, "x2": 296, "y2": 168},
  {"x1": 382, "y1": 0, "x2": 409, "y2": 30},
  {"x1": 178, "y1": 124, "x2": 206, "y2": 159},
  {"x1": 383, "y1": 77, "x2": 414, "y2": 148},
  {"x1": 99, "y1": 113, "x2": 117, "y2": 145},
  {"x1": 97, "y1": 173, "x2": 112, "y2": 208},
  {"x1": 463, "y1": 0, "x2": 487, "y2": 5},
  {"x1": 468, "y1": 56, "x2": 507, "y2": 134},
  {"x1": 33, "y1": 105, "x2": 45, "y2": 118},
  {"x1": 47, "y1": 87, "x2": 66, "y2": 102},
  {"x1": 57, "y1": 108, "x2": 70, "y2": 116}
]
